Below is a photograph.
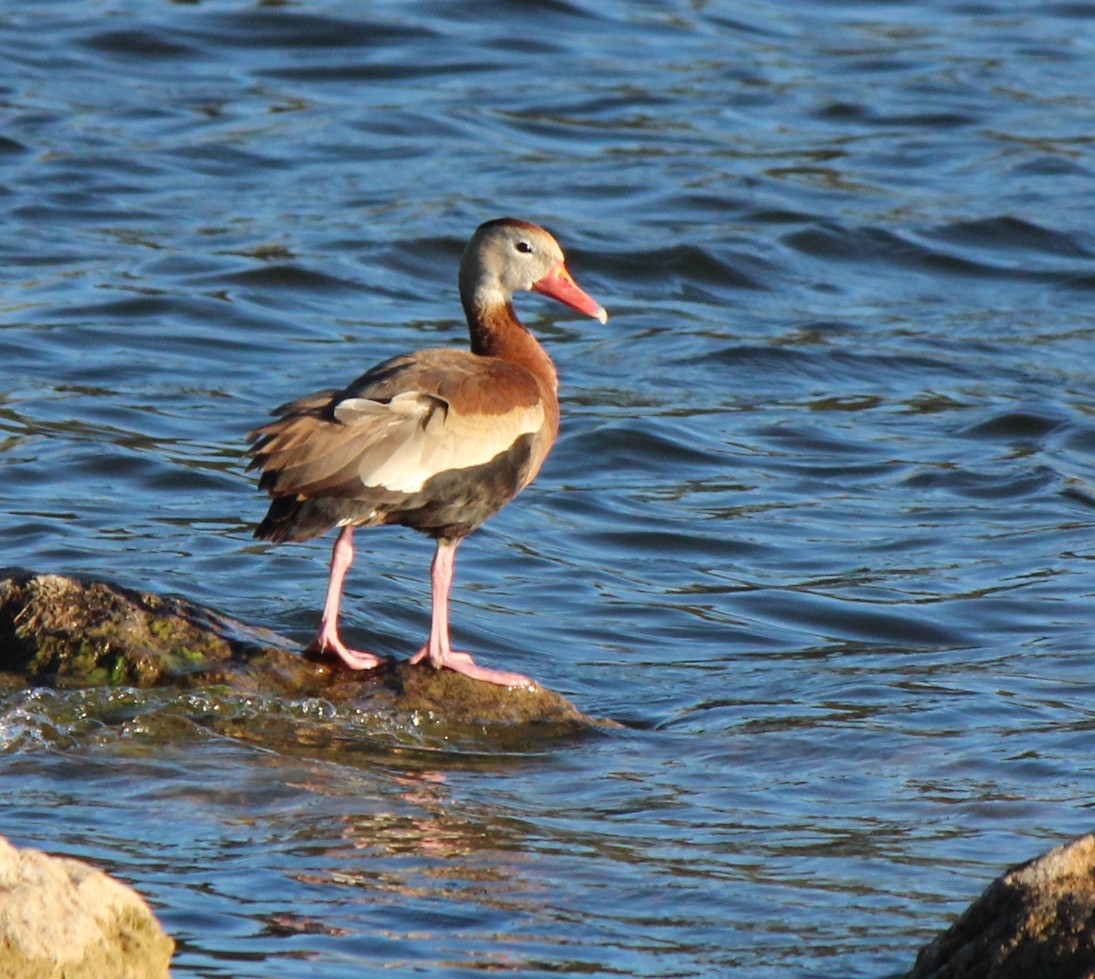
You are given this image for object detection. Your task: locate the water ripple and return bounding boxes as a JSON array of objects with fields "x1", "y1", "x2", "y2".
[{"x1": 1, "y1": 1, "x2": 1094, "y2": 977}]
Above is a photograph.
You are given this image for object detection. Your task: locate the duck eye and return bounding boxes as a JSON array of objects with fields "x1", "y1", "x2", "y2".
[{"x1": 515, "y1": 240, "x2": 533, "y2": 254}]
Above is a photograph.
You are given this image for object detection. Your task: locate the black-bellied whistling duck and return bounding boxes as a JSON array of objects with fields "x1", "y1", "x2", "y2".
[{"x1": 248, "y1": 218, "x2": 607, "y2": 688}]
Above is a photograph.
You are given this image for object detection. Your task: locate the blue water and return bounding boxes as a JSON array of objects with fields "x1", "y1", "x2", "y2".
[{"x1": 2, "y1": 1, "x2": 1095, "y2": 975}]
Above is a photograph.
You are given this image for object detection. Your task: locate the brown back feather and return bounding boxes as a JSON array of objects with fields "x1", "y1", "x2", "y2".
[{"x1": 247, "y1": 349, "x2": 554, "y2": 505}]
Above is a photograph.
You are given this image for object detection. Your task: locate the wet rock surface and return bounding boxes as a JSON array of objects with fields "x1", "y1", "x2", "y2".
[
  {"x1": 906, "y1": 833, "x2": 1095, "y2": 979},
  {"x1": 0, "y1": 568, "x2": 612, "y2": 736}
]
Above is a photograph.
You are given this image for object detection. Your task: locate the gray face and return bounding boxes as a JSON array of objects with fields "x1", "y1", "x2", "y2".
[{"x1": 460, "y1": 220, "x2": 565, "y2": 302}]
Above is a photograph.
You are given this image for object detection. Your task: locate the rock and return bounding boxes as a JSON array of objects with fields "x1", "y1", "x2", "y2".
[
  {"x1": 0, "y1": 567, "x2": 299, "y2": 690},
  {"x1": 0, "y1": 835, "x2": 173, "y2": 978},
  {"x1": 0, "y1": 568, "x2": 613, "y2": 735},
  {"x1": 905, "y1": 832, "x2": 1095, "y2": 979}
]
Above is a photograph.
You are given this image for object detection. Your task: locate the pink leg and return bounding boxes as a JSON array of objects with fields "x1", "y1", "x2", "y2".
[
  {"x1": 304, "y1": 527, "x2": 386, "y2": 671},
  {"x1": 408, "y1": 538, "x2": 535, "y2": 688}
]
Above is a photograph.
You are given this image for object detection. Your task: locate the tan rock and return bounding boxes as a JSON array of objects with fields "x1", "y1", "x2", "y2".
[
  {"x1": 906, "y1": 833, "x2": 1095, "y2": 979},
  {"x1": 0, "y1": 836, "x2": 173, "y2": 978}
]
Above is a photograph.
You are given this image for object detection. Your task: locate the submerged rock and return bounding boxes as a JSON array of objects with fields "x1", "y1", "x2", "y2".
[
  {"x1": 905, "y1": 832, "x2": 1095, "y2": 979},
  {"x1": 0, "y1": 568, "x2": 610, "y2": 736},
  {"x1": 0, "y1": 835, "x2": 173, "y2": 979}
]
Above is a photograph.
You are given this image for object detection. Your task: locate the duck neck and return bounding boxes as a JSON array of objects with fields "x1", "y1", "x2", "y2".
[{"x1": 462, "y1": 294, "x2": 559, "y2": 394}]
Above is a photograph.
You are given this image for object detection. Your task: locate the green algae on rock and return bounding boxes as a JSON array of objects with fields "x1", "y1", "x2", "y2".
[{"x1": 0, "y1": 569, "x2": 612, "y2": 735}]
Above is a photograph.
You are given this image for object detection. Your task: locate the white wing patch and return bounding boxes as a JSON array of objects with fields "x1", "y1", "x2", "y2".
[{"x1": 335, "y1": 391, "x2": 544, "y2": 495}]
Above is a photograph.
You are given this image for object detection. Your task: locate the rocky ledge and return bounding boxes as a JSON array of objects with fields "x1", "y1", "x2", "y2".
[{"x1": 0, "y1": 567, "x2": 612, "y2": 735}]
